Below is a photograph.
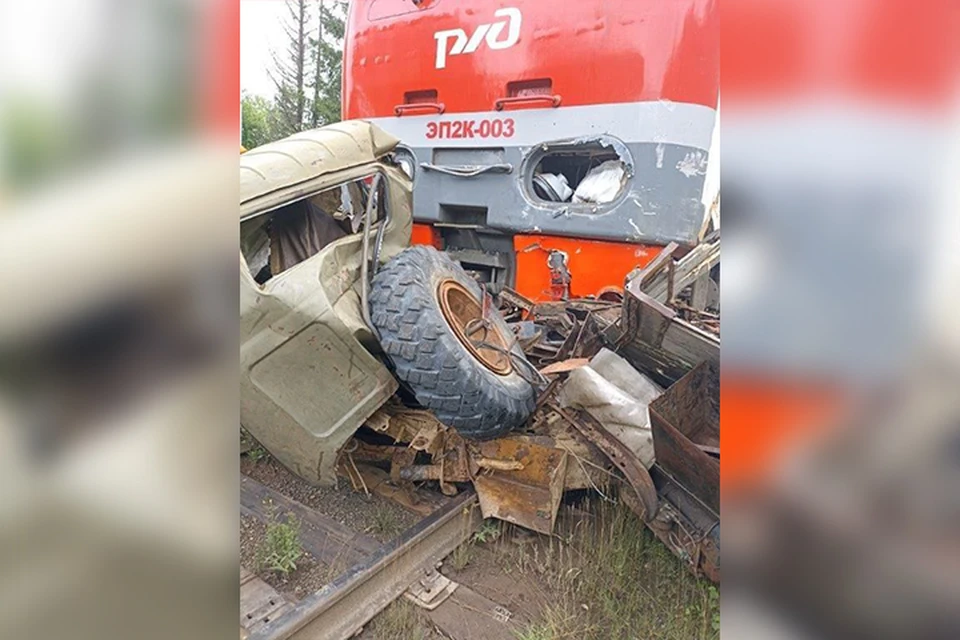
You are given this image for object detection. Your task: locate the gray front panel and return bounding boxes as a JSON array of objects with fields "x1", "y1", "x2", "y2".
[
  {"x1": 408, "y1": 140, "x2": 707, "y2": 245},
  {"x1": 369, "y1": 101, "x2": 717, "y2": 246}
]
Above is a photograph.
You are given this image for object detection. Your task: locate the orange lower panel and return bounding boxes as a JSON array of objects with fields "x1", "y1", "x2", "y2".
[
  {"x1": 410, "y1": 228, "x2": 660, "y2": 302},
  {"x1": 512, "y1": 235, "x2": 660, "y2": 302},
  {"x1": 721, "y1": 377, "x2": 845, "y2": 498},
  {"x1": 410, "y1": 223, "x2": 441, "y2": 249}
]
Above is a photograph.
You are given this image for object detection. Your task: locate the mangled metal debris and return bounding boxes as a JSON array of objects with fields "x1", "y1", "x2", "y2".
[
  {"x1": 345, "y1": 400, "x2": 610, "y2": 534},
  {"x1": 298, "y1": 225, "x2": 719, "y2": 580},
  {"x1": 532, "y1": 172, "x2": 574, "y2": 202},
  {"x1": 626, "y1": 230, "x2": 720, "y2": 322},
  {"x1": 473, "y1": 438, "x2": 568, "y2": 534},
  {"x1": 620, "y1": 283, "x2": 719, "y2": 388},
  {"x1": 559, "y1": 348, "x2": 661, "y2": 469},
  {"x1": 648, "y1": 360, "x2": 720, "y2": 581},
  {"x1": 340, "y1": 277, "x2": 721, "y2": 582},
  {"x1": 531, "y1": 135, "x2": 634, "y2": 208}
]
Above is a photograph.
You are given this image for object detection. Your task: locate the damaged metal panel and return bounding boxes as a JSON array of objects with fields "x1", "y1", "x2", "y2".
[
  {"x1": 370, "y1": 101, "x2": 716, "y2": 246},
  {"x1": 512, "y1": 134, "x2": 706, "y2": 245},
  {"x1": 554, "y1": 406, "x2": 659, "y2": 521},
  {"x1": 360, "y1": 400, "x2": 611, "y2": 533},
  {"x1": 649, "y1": 361, "x2": 720, "y2": 515},
  {"x1": 366, "y1": 403, "x2": 448, "y2": 456},
  {"x1": 473, "y1": 438, "x2": 569, "y2": 535},
  {"x1": 619, "y1": 288, "x2": 719, "y2": 388},
  {"x1": 647, "y1": 471, "x2": 720, "y2": 583},
  {"x1": 240, "y1": 121, "x2": 402, "y2": 217},
  {"x1": 240, "y1": 123, "x2": 412, "y2": 487},
  {"x1": 625, "y1": 232, "x2": 720, "y2": 304}
]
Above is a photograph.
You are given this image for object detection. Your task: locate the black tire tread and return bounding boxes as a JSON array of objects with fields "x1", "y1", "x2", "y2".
[{"x1": 370, "y1": 246, "x2": 535, "y2": 439}]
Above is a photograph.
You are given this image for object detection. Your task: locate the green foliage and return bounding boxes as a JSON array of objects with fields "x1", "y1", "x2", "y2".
[
  {"x1": 515, "y1": 624, "x2": 553, "y2": 640},
  {"x1": 241, "y1": 93, "x2": 279, "y2": 149},
  {"x1": 370, "y1": 504, "x2": 401, "y2": 537},
  {"x1": 708, "y1": 585, "x2": 720, "y2": 632},
  {"x1": 256, "y1": 513, "x2": 304, "y2": 575},
  {"x1": 270, "y1": 0, "x2": 345, "y2": 136},
  {"x1": 472, "y1": 519, "x2": 502, "y2": 544},
  {"x1": 449, "y1": 541, "x2": 475, "y2": 571},
  {"x1": 0, "y1": 97, "x2": 75, "y2": 190},
  {"x1": 309, "y1": 1, "x2": 345, "y2": 127},
  {"x1": 271, "y1": 0, "x2": 313, "y2": 136},
  {"x1": 449, "y1": 520, "x2": 500, "y2": 572},
  {"x1": 246, "y1": 446, "x2": 269, "y2": 462}
]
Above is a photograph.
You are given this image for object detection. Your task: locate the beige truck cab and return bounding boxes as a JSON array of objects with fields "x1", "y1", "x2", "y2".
[
  {"x1": 240, "y1": 121, "x2": 537, "y2": 487},
  {"x1": 240, "y1": 121, "x2": 411, "y2": 486}
]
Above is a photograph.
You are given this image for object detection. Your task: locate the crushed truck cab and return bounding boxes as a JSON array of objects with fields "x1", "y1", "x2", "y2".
[{"x1": 240, "y1": 121, "x2": 412, "y2": 486}]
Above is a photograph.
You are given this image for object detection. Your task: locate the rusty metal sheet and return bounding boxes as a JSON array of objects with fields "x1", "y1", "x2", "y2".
[
  {"x1": 409, "y1": 418, "x2": 446, "y2": 456},
  {"x1": 337, "y1": 460, "x2": 447, "y2": 517},
  {"x1": 472, "y1": 438, "x2": 568, "y2": 534},
  {"x1": 349, "y1": 441, "x2": 398, "y2": 463},
  {"x1": 505, "y1": 413, "x2": 614, "y2": 493},
  {"x1": 647, "y1": 468, "x2": 720, "y2": 582},
  {"x1": 539, "y1": 357, "x2": 590, "y2": 376},
  {"x1": 553, "y1": 405, "x2": 658, "y2": 521},
  {"x1": 498, "y1": 287, "x2": 535, "y2": 315},
  {"x1": 390, "y1": 447, "x2": 418, "y2": 483},
  {"x1": 368, "y1": 403, "x2": 449, "y2": 456},
  {"x1": 365, "y1": 409, "x2": 392, "y2": 433},
  {"x1": 618, "y1": 287, "x2": 719, "y2": 388},
  {"x1": 649, "y1": 360, "x2": 719, "y2": 515}
]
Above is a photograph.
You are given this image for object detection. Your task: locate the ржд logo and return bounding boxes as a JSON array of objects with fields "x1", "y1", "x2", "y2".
[{"x1": 433, "y1": 8, "x2": 521, "y2": 69}]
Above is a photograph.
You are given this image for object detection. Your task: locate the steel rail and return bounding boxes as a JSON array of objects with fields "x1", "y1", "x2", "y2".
[{"x1": 249, "y1": 491, "x2": 481, "y2": 640}]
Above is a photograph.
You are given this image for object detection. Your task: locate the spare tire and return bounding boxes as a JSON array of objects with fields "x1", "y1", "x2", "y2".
[{"x1": 370, "y1": 246, "x2": 536, "y2": 439}]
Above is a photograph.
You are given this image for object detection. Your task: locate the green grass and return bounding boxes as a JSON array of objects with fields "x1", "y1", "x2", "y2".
[
  {"x1": 449, "y1": 539, "x2": 476, "y2": 571},
  {"x1": 447, "y1": 518, "x2": 501, "y2": 572},
  {"x1": 369, "y1": 504, "x2": 402, "y2": 538},
  {"x1": 366, "y1": 599, "x2": 434, "y2": 640},
  {"x1": 247, "y1": 446, "x2": 269, "y2": 462},
  {"x1": 256, "y1": 512, "x2": 304, "y2": 575},
  {"x1": 505, "y1": 498, "x2": 720, "y2": 640},
  {"x1": 472, "y1": 518, "x2": 502, "y2": 544},
  {"x1": 240, "y1": 428, "x2": 269, "y2": 462},
  {"x1": 516, "y1": 624, "x2": 553, "y2": 640}
]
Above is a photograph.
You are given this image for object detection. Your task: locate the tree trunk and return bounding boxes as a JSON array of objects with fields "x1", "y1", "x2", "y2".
[
  {"x1": 294, "y1": 0, "x2": 306, "y2": 130},
  {"x1": 311, "y1": 1, "x2": 324, "y2": 127}
]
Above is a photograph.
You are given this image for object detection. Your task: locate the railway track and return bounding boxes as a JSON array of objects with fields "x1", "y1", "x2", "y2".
[{"x1": 240, "y1": 469, "x2": 525, "y2": 640}]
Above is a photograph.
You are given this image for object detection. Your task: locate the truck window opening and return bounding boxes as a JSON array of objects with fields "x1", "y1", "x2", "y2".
[{"x1": 241, "y1": 180, "x2": 373, "y2": 284}]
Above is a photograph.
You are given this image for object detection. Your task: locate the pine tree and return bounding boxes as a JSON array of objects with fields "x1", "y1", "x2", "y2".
[
  {"x1": 270, "y1": 0, "x2": 313, "y2": 136},
  {"x1": 310, "y1": 1, "x2": 346, "y2": 127},
  {"x1": 270, "y1": 0, "x2": 345, "y2": 135}
]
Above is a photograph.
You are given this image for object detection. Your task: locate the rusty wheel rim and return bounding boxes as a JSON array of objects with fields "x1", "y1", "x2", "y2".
[{"x1": 437, "y1": 279, "x2": 513, "y2": 376}]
